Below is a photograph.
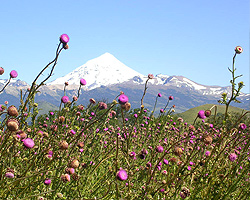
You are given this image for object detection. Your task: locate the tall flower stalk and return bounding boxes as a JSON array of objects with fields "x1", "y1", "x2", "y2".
[
  {"x1": 218, "y1": 46, "x2": 244, "y2": 123},
  {"x1": 141, "y1": 74, "x2": 154, "y2": 108},
  {"x1": 19, "y1": 35, "x2": 69, "y2": 126}
]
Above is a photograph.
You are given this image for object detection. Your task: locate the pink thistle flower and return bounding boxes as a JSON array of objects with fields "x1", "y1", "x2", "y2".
[
  {"x1": 10, "y1": 70, "x2": 18, "y2": 78},
  {"x1": 80, "y1": 78, "x2": 87, "y2": 86},
  {"x1": 98, "y1": 102, "x2": 107, "y2": 110},
  {"x1": 23, "y1": 138, "x2": 35, "y2": 148},
  {"x1": 229, "y1": 153, "x2": 237, "y2": 162},
  {"x1": 205, "y1": 151, "x2": 211, "y2": 156},
  {"x1": 158, "y1": 93, "x2": 162, "y2": 97},
  {"x1": 5, "y1": 172, "x2": 14, "y2": 178},
  {"x1": 198, "y1": 110, "x2": 206, "y2": 119},
  {"x1": 60, "y1": 34, "x2": 69, "y2": 44},
  {"x1": 238, "y1": 123, "x2": 247, "y2": 130},
  {"x1": 117, "y1": 169, "x2": 128, "y2": 181},
  {"x1": 44, "y1": 179, "x2": 51, "y2": 185},
  {"x1": 61, "y1": 96, "x2": 69, "y2": 104},
  {"x1": 156, "y1": 145, "x2": 164, "y2": 153},
  {"x1": 66, "y1": 168, "x2": 75, "y2": 174},
  {"x1": 163, "y1": 159, "x2": 169, "y2": 165},
  {"x1": 129, "y1": 152, "x2": 136, "y2": 158},
  {"x1": 118, "y1": 94, "x2": 129, "y2": 104},
  {"x1": 146, "y1": 162, "x2": 152, "y2": 167},
  {"x1": 168, "y1": 96, "x2": 174, "y2": 100}
]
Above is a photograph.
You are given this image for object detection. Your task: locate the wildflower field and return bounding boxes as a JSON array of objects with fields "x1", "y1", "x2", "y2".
[{"x1": 0, "y1": 35, "x2": 249, "y2": 200}]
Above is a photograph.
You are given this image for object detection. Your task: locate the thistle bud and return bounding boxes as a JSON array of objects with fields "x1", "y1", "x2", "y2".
[
  {"x1": 0, "y1": 67, "x2": 4, "y2": 75},
  {"x1": 73, "y1": 96, "x2": 78, "y2": 101},
  {"x1": 89, "y1": 98, "x2": 96, "y2": 104},
  {"x1": 59, "y1": 116, "x2": 65, "y2": 123},
  {"x1": 19, "y1": 131, "x2": 27, "y2": 140},
  {"x1": 7, "y1": 105, "x2": 18, "y2": 117},
  {"x1": 70, "y1": 159, "x2": 79, "y2": 168},
  {"x1": 205, "y1": 110, "x2": 211, "y2": 117},
  {"x1": 6, "y1": 118, "x2": 19, "y2": 131},
  {"x1": 204, "y1": 135, "x2": 213, "y2": 145},
  {"x1": 174, "y1": 147, "x2": 183, "y2": 156},
  {"x1": 61, "y1": 174, "x2": 70, "y2": 182},
  {"x1": 59, "y1": 140, "x2": 68, "y2": 150},
  {"x1": 148, "y1": 74, "x2": 154, "y2": 79},
  {"x1": 238, "y1": 81, "x2": 244, "y2": 88},
  {"x1": 77, "y1": 142, "x2": 84, "y2": 148},
  {"x1": 235, "y1": 46, "x2": 243, "y2": 54},
  {"x1": 63, "y1": 44, "x2": 69, "y2": 50},
  {"x1": 121, "y1": 102, "x2": 131, "y2": 111}
]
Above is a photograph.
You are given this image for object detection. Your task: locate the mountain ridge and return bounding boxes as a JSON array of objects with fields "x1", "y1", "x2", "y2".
[
  {"x1": 0, "y1": 52, "x2": 249, "y2": 113},
  {"x1": 46, "y1": 52, "x2": 248, "y2": 97}
]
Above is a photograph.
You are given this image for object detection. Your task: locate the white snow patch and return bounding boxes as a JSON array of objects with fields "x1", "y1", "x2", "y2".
[
  {"x1": 48, "y1": 53, "x2": 145, "y2": 90},
  {"x1": 183, "y1": 78, "x2": 206, "y2": 90}
]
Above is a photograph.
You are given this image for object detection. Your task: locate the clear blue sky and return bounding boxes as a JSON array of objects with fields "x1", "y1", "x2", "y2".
[{"x1": 0, "y1": 0, "x2": 249, "y2": 93}]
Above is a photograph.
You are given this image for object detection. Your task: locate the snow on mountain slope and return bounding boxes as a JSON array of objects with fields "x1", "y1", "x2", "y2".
[
  {"x1": 47, "y1": 52, "x2": 247, "y2": 97},
  {"x1": 48, "y1": 53, "x2": 145, "y2": 90},
  {"x1": 153, "y1": 74, "x2": 170, "y2": 85},
  {"x1": 0, "y1": 79, "x2": 29, "y2": 87},
  {"x1": 153, "y1": 75, "x2": 230, "y2": 95}
]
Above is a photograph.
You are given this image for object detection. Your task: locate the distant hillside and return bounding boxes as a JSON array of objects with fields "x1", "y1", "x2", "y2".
[
  {"x1": 175, "y1": 104, "x2": 248, "y2": 125},
  {"x1": 37, "y1": 101, "x2": 59, "y2": 116}
]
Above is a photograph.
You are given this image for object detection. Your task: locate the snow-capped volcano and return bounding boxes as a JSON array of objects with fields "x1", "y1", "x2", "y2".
[
  {"x1": 2, "y1": 53, "x2": 249, "y2": 112},
  {"x1": 48, "y1": 52, "x2": 145, "y2": 90},
  {"x1": 47, "y1": 52, "x2": 245, "y2": 97}
]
